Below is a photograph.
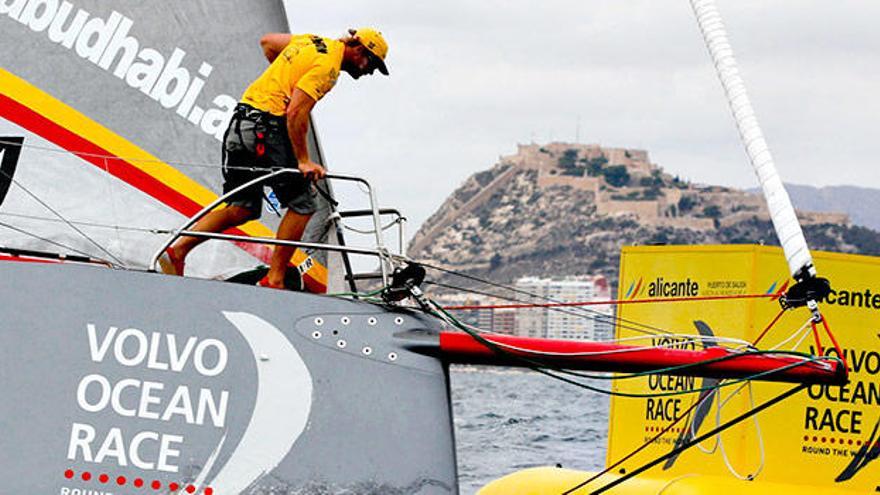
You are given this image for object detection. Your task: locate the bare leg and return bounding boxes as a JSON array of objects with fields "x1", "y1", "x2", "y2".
[
  {"x1": 265, "y1": 210, "x2": 312, "y2": 287},
  {"x1": 170, "y1": 205, "x2": 255, "y2": 260}
]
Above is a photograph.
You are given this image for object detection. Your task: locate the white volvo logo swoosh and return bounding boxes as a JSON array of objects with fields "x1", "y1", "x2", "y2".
[{"x1": 196, "y1": 311, "x2": 313, "y2": 493}]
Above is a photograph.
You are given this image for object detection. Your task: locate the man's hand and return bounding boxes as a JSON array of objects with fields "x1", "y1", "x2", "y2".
[
  {"x1": 299, "y1": 160, "x2": 326, "y2": 181},
  {"x1": 287, "y1": 88, "x2": 320, "y2": 180}
]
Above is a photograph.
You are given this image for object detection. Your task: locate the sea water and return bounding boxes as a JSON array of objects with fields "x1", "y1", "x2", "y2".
[{"x1": 450, "y1": 365, "x2": 609, "y2": 494}]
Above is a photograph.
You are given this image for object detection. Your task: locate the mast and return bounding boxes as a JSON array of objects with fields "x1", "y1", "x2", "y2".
[{"x1": 688, "y1": 0, "x2": 815, "y2": 283}]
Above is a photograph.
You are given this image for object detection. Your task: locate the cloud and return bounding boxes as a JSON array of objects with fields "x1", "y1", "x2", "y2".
[{"x1": 284, "y1": 0, "x2": 880, "y2": 240}]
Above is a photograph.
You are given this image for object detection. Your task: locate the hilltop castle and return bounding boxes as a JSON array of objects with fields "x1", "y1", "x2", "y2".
[
  {"x1": 410, "y1": 142, "x2": 849, "y2": 256},
  {"x1": 508, "y1": 142, "x2": 848, "y2": 229}
]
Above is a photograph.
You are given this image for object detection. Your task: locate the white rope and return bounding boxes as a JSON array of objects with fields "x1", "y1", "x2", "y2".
[
  {"x1": 692, "y1": 387, "x2": 720, "y2": 454},
  {"x1": 657, "y1": 474, "x2": 700, "y2": 495},
  {"x1": 692, "y1": 380, "x2": 765, "y2": 480},
  {"x1": 0, "y1": 220, "x2": 99, "y2": 260},
  {"x1": 718, "y1": 381, "x2": 765, "y2": 480},
  {"x1": 790, "y1": 325, "x2": 814, "y2": 352},
  {"x1": 0, "y1": 138, "x2": 222, "y2": 169},
  {"x1": 438, "y1": 298, "x2": 786, "y2": 358},
  {"x1": 769, "y1": 317, "x2": 814, "y2": 351},
  {"x1": 0, "y1": 211, "x2": 171, "y2": 234},
  {"x1": 0, "y1": 137, "x2": 354, "y2": 174}
]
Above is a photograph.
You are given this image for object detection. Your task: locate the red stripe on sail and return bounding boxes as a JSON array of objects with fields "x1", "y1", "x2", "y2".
[{"x1": 0, "y1": 94, "x2": 272, "y2": 263}]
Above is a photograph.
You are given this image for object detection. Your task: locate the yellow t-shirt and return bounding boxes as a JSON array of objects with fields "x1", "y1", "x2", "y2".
[{"x1": 241, "y1": 34, "x2": 343, "y2": 116}]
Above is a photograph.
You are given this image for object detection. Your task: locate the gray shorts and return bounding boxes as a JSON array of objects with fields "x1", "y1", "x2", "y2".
[{"x1": 221, "y1": 104, "x2": 316, "y2": 218}]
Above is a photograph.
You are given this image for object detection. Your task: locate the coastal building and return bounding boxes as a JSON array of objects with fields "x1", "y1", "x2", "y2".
[
  {"x1": 431, "y1": 275, "x2": 613, "y2": 340},
  {"x1": 430, "y1": 293, "x2": 513, "y2": 334},
  {"x1": 492, "y1": 307, "x2": 517, "y2": 335},
  {"x1": 513, "y1": 275, "x2": 612, "y2": 340}
]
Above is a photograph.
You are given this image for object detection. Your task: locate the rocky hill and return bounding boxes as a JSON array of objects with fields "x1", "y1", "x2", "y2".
[
  {"x1": 773, "y1": 184, "x2": 880, "y2": 232},
  {"x1": 408, "y1": 142, "x2": 880, "y2": 291}
]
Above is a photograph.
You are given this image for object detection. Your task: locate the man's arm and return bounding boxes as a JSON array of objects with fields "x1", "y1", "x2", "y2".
[
  {"x1": 286, "y1": 87, "x2": 325, "y2": 181},
  {"x1": 260, "y1": 33, "x2": 292, "y2": 63}
]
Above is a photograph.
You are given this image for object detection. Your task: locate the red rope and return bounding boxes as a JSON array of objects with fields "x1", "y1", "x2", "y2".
[
  {"x1": 819, "y1": 315, "x2": 847, "y2": 370},
  {"x1": 810, "y1": 321, "x2": 823, "y2": 357},
  {"x1": 751, "y1": 309, "x2": 786, "y2": 347},
  {"x1": 443, "y1": 293, "x2": 775, "y2": 311}
]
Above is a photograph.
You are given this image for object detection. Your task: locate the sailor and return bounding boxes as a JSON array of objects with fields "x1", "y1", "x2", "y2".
[{"x1": 158, "y1": 28, "x2": 389, "y2": 287}]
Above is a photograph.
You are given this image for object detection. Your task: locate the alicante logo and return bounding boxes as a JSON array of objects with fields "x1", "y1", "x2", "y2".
[
  {"x1": 765, "y1": 279, "x2": 790, "y2": 301},
  {"x1": 624, "y1": 277, "x2": 644, "y2": 300},
  {"x1": 646, "y1": 277, "x2": 700, "y2": 298}
]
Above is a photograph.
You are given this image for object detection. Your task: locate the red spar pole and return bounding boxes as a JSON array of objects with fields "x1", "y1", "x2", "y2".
[{"x1": 438, "y1": 331, "x2": 847, "y2": 385}]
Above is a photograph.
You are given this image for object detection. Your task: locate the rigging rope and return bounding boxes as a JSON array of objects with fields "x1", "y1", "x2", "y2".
[
  {"x1": 426, "y1": 279, "x2": 674, "y2": 339},
  {"x1": 328, "y1": 284, "x2": 836, "y2": 388},
  {"x1": 429, "y1": 269, "x2": 823, "y2": 485},
  {"x1": 817, "y1": 316, "x2": 846, "y2": 369},
  {"x1": 423, "y1": 288, "x2": 839, "y2": 490},
  {"x1": 100, "y1": 156, "x2": 124, "y2": 260},
  {"x1": 0, "y1": 167, "x2": 124, "y2": 266},
  {"x1": 324, "y1": 280, "x2": 837, "y2": 492},
  {"x1": 417, "y1": 260, "x2": 802, "y2": 347},
  {"x1": 569, "y1": 383, "x2": 809, "y2": 495},
  {"x1": 0, "y1": 138, "x2": 224, "y2": 170},
  {"x1": 443, "y1": 292, "x2": 775, "y2": 311},
  {"x1": 340, "y1": 217, "x2": 403, "y2": 235},
  {"x1": 0, "y1": 220, "x2": 102, "y2": 260},
  {"x1": 429, "y1": 301, "x2": 836, "y2": 399},
  {"x1": 428, "y1": 279, "x2": 618, "y2": 324},
  {"x1": 564, "y1": 390, "x2": 709, "y2": 495},
  {"x1": 0, "y1": 138, "x2": 360, "y2": 173},
  {"x1": 688, "y1": 380, "x2": 766, "y2": 480},
  {"x1": 751, "y1": 308, "x2": 786, "y2": 346},
  {"x1": 768, "y1": 317, "x2": 813, "y2": 351},
  {"x1": 421, "y1": 264, "x2": 690, "y2": 338},
  {"x1": 0, "y1": 211, "x2": 171, "y2": 234},
  {"x1": 717, "y1": 382, "x2": 765, "y2": 480}
]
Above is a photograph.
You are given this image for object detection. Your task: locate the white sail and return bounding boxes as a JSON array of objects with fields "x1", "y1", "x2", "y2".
[
  {"x1": 689, "y1": 0, "x2": 815, "y2": 280},
  {"x1": 0, "y1": 1, "x2": 336, "y2": 290}
]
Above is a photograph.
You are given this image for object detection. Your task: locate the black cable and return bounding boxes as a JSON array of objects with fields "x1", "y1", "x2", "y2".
[
  {"x1": 423, "y1": 270, "x2": 678, "y2": 338},
  {"x1": 426, "y1": 279, "x2": 617, "y2": 326},
  {"x1": 431, "y1": 302, "x2": 828, "y2": 398},
  {"x1": 573, "y1": 383, "x2": 809, "y2": 495},
  {"x1": 426, "y1": 280, "x2": 667, "y2": 339},
  {"x1": 422, "y1": 290, "x2": 821, "y2": 494},
  {"x1": 420, "y1": 261, "x2": 678, "y2": 336}
]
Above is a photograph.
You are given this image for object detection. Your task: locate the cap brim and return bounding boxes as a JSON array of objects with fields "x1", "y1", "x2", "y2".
[
  {"x1": 375, "y1": 58, "x2": 389, "y2": 75},
  {"x1": 365, "y1": 50, "x2": 389, "y2": 75}
]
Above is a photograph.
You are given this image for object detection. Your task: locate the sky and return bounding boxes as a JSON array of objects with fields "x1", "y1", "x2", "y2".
[{"x1": 283, "y1": 1, "x2": 880, "y2": 243}]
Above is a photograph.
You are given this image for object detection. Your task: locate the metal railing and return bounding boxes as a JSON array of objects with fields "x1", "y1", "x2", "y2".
[
  {"x1": 337, "y1": 207, "x2": 407, "y2": 255},
  {"x1": 148, "y1": 168, "x2": 404, "y2": 286}
]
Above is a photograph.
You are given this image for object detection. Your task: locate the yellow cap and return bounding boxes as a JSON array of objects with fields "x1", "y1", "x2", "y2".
[{"x1": 351, "y1": 27, "x2": 389, "y2": 75}]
